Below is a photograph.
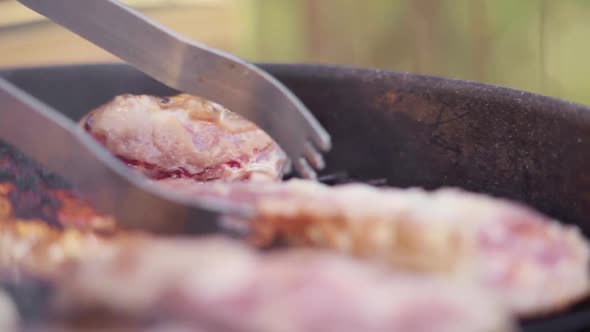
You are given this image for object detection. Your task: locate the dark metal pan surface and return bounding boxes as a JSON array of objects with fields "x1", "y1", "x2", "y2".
[{"x1": 2, "y1": 63, "x2": 590, "y2": 332}]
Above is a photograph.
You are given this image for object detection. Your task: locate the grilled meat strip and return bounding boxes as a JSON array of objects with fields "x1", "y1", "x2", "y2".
[
  {"x1": 0, "y1": 219, "x2": 514, "y2": 332},
  {"x1": 53, "y1": 237, "x2": 514, "y2": 332},
  {"x1": 157, "y1": 178, "x2": 590, "y2": 317}
]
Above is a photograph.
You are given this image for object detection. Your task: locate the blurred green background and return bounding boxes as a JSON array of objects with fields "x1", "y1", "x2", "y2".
[{"x1": 1, "y1": 0, "x2": 589, "y2": 105}]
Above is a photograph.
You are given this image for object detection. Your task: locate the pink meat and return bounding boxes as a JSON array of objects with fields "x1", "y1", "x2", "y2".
[{"x1": 81, "y1": 94, "x2": 286, "y2": 182}]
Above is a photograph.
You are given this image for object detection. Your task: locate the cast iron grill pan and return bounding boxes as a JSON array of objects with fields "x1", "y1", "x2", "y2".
[{"x1": 2, "y1": 63, "x2": 590, "y2": 332}]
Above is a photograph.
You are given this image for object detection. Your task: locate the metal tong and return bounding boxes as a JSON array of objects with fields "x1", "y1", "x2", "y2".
[{"x1": 0, "y1": 0, "x2": 331, "y2": 234}]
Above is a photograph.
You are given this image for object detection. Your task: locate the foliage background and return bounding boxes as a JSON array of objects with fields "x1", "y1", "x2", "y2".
[{"x1": 0, "y1": 0, "x2": 589, "y2": 105}]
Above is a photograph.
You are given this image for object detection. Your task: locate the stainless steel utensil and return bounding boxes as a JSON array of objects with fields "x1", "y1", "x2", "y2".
[{"x1": 17, "y1": 0, "x2": 331, "y2": 180}]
